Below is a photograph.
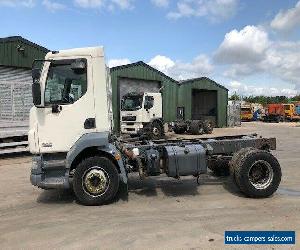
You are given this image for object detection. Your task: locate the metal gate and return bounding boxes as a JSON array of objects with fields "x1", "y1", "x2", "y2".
[
  {"x1": 227, "y1": 101, "x2": 241, "y2": 127},
  {"x1": 0, "y1": 81, "x2": 32, "y2": 123},
  {"x1": 0, "y1": 81, "x2": 32, "y2": 154}
]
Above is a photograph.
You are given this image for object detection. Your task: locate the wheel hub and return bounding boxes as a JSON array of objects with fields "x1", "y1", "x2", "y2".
[
  {"x1": 248, "y1": 160, "x2": 273, "y2": 189},
  {"x1": 83, "y1": 168, "x2": 108, "y2": 196},
  {"x1": 153, "y1": 127, "x2": 159, "y2": 136}
]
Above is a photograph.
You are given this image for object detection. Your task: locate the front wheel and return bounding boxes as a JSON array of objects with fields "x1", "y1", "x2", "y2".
[
  {"x1": 234, "y1": 150, "x2": 281, "y2": 198},
  {"x1": 73, "y1": 156, "x2": 119, "y2": 205},
  {"x1": 150, "y1": 121, "x2": 164, "y2": 140}
]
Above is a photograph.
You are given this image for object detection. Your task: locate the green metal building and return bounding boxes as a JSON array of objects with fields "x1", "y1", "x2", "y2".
[
  {"x1": 178, "y1": 78, "x2": 228, "y2": 128},
  {"x1": 0, "y1": 36, "x2": 49, "y2": 70},
  {"x1": 110, "y1": 62, "x2": 228, "y2": 131}
]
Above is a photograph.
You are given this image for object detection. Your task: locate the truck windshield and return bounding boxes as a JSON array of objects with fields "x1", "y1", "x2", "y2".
[
  {"x1": 241, "y1": 108, "x2": 251, "y2": 113},
  {"x1": 44, "y1": 59, "x2": 87, "y2": 105},
  {"x1": 121, "y1": 95, "x2": 143, "y2": 111}
]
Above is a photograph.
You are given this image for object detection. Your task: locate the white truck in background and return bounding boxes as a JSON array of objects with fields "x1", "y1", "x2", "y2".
[
  {"x1": 28, "y1": 46, "x2": 282, "y2": 206},
  {"x1": 120, "y1": 92, "x2": 164, "y2": 139},
  {"x1": 120, "y1": 92, "x2": 214, "y2": 139}
]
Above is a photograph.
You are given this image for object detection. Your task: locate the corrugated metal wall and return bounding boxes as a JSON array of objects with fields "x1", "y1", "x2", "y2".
[
  {"x1": 0, "y1": 37, "x2": 48, "y2": 68},
  {"x1": 110, "y1": 62, "x2": 178, "y2": 132},
  {"x1": 0, "y1": 67, "x2": 32, "y2": 124},
  {"x1": 178, "y1": 78, "x2": 228, "y2": 127}
]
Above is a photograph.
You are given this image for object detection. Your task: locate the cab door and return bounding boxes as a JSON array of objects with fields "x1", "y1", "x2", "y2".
[
  {"x1": 143, "y1": 95, "x2": 155, "y2": 122},
  {"x1": 36, "y1": 57, "x2": 96, "y2": 153}
]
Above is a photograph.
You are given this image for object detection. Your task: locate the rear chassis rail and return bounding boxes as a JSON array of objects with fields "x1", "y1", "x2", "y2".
[
  {"x1": 120, "y1": 133, "x2": 276, "y2": 154},
  {"x1": 118, "y1": 133, "x2": 276, "y2": 180}
]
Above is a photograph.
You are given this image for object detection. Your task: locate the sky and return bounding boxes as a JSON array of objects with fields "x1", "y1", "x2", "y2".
[{"x1": 0, "y1": 0, "x2": 300, "y2": 97}]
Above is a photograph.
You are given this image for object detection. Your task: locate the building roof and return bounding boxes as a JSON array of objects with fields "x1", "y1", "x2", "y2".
[
  {"x1": 0, "y1": 36, "x2": 49, "y2": 53},
  {"x1": 111, "y1": 62, "x2": 228, "y2": 91},
  {"x1": 110, "y1": 61, "x2": 179, "y2": 84},
  {"x1": 180, "y1": 77, "x2": 229, "y2": 91}
]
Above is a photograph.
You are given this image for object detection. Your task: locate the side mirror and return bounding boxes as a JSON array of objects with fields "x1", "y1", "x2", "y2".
[
  {"x1": 144, "y1": 103, "x2": 150, "y2": 110},
  {"x1": 32, "y1": 82, "x2": 41, "y2": 106},
  {"x1": 32, "y1": 68, "x2": 41, "y2": 82}
]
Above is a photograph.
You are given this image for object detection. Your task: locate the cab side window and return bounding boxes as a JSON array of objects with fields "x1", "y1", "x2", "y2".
[
  {"x1": 44, "y1": 59, "x2": 87, "y2": 105},
  {"x1": 144, "y1": 96, "x2": 154, "y2": 109}
]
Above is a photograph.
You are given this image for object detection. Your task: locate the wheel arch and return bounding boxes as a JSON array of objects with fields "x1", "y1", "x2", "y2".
[{"x1": 66, "y1": 132, "x2": 128, "y2": 184}]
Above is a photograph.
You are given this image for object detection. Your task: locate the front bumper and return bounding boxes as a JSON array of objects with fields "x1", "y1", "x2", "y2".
[{"x1": 121, "y1": 122, "x2": 144, "y2": 134}]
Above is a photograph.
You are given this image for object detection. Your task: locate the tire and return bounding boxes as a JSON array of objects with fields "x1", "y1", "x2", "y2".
[
  {"x1": 189, "y1": 120, "x2": 204, "y2": 135},
  {"x1": 73, "y1": 156, "x2": 120, "y2": 206},
  {"x1": 150, "y1": 121, "x2": 164, "y2": 140},
  {"x1": 173, "y1": 125, "x2": 186, "y2": 134},
  {"x1": 229, "y1": 147, "x2": 255, "y2": 179},
  {"x1": 203, "y1": 120, "x2": 213, "y2": 134},
  {"x1": 173, "y1": 121, "x2": 187, "y2": 134},
  {"x1": 234, "y1": 150, "x2": 281, "y2": 198}
]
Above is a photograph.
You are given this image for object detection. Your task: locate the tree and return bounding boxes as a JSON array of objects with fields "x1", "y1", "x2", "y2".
[{"x1": 229, "y1": 92, "x2": 240, "y2": 101}]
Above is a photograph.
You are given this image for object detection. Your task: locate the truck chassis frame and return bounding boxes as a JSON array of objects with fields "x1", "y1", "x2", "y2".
[{"x1": 30, "y1": 133, "x2": 281, "y2": 206}]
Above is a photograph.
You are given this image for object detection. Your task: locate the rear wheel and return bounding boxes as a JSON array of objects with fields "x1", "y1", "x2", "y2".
[
  {"x1": 234, "y1": 150, "x2": 281, "y2": 198},
  {"x1": 189, "y1": 120, "x2": 204, "y2": 135},
  {"x1": 73, "y1": 156, "x2": 119, "y2": 205},
  {"x1": 173, "y1": 121, "x2": 187, "y2": 134},
  {"x1": 203, "y1": 120, "x2": 213, "y2": 134}
]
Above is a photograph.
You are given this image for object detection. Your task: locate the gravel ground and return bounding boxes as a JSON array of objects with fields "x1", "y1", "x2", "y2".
[{"x1": 0, "y1": 122, "x2": 299, "y2": 249}]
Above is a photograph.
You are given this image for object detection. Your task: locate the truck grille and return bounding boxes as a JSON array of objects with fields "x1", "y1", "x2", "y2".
[{"x1": 122, "y1": 116, "x2": 136, "y2": 121}]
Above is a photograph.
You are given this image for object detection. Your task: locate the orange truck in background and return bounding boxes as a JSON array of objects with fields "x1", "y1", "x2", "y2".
[
  {"x1": 241, "y1": 104, "x2": 253, "y2": 121},
  {"x1": 284, "y1": 103, "x2": 300, "y2": 121},
  {"x1": 264, "y1": 104, "x2": 285, "y2": 123}
]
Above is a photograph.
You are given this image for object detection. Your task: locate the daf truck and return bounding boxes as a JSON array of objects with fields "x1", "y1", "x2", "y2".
[{"x1": 29, "y1": 47, "x2": 282, "y2": 206}]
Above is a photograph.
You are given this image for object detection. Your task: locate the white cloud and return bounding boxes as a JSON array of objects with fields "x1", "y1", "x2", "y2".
[
  {"x1": 111, "y1": 0, "x2": 133, "y2": 9},
  {"x1": 74, "y1": 0, "x2": 103, "y2": 8},
  {"x1": 148, "y1": 55, "x2": 175, "y2": 72},
  {"x1": 108, "y1": 58, "x2": 131, "y2": 67},
  {"x1": 151, "y1": 0, "x2": 169, "y2": 8},
  {"x1": 149, "y1": 54, "x2": 213, "y2": 80},
  {"x1": 227, "y1": 81, "x2": 298, "y2": 97},
  {"x1": 42, "y1": 0, "x2": 65, "y2": 12},
  {"x1": 74, "y1": 0, "x2": 133, "y2": 10},
  {"x1": 214, "y1": 25, "x2": 270, "y2": 64},
  {"x1": 218, "y1": 35, "x2": 300, "y2": 88},
  {"x1": 0, "y1": 0, "x2": 35, "y2": 7},
  {"x1": 214, "y1": 24, "x2": 300, "y2": 94},
  {"x1": 270, "y1": 1, "x2": 300, "y2": 31},
  {"x1": 167, "y1": 0, "x2": 239, "y2": 22}
]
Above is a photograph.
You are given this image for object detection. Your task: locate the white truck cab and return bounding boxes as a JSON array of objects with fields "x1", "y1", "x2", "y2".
[
  {"x1": 29, "y1": 47, "x2": 113, "y2": 154},
  {"x1": 29, "y1": 47, "x2": 127, "y2": 205},
  {"x1": 120, "y1": 92, "x2": 164, "y2": 138}
]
